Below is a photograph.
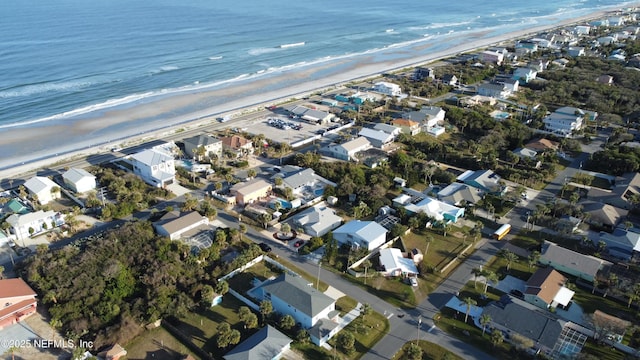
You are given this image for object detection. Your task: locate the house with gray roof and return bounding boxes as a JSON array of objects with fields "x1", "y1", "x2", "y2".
[
  {"x1": 182, "y1": 134, "x2": 222, "y2": 160},
  {"x1": 483, "y1": 296, "x2": 588, "y2": 358},
  {"x1": 581, "y1": 202, "x2": 627, "y2": 231},
  {"x1": 129, "y1": 148, "x2": 176, "y2": 188},
  {"x1": 223, "y1": 325, "x2": 291, "y2": 360},
  {"x1": 358, "y1": 128, "x2": 395, "y2": 149},
  {"x1": 586, "y1": 172, "x2": 640, "y2": 210},
  {"x1": 437, "y1": 182, "x2": 483, "y2": 206},
  {"x1": 285, "y1": 105, "x2": 333, "y2": 124},
  {"x1": 457, "y1": 170, "x2": 506, "y2": 195},
  {"x1": 280, "y1": 168, "x2": 336, "y2": 196},
  {"x1": 23, "y1": 176, "x2": 60, "y2": 205},
  {"x1": 326, "y1": 137, "x2": 371, "y2": 161},
  {"x1": 252, "y1": 273, "x2": 337, "y2": 345},
  {"x1": 539, "y1": 241, "x2": 610, "y2": 283},
  {"x1": 62, "y1": 168, "x2": 96, "y2": 193},
  {"x1": 333, "y1": 220, "x2": 388, "y2": 250},
  {"x1": 292, "y1": 205, "x2": 343, "y2": 237},
  {"x1": 153, "y1": 210, "x2": 210, "y2": 240},
  {"x1": 598, "y1": 228, "x2": 640, "y2": 261},
  {"x1": 373, "y1": 123, "x2": 401, "y2": 137},
  {"x1": 402, "y1": 106, "x2": 445, "y2": 128}
]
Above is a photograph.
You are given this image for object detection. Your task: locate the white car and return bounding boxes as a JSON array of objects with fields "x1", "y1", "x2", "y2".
[{"x1": 409, "y1": 277, "x2": 418, "y2": 287}]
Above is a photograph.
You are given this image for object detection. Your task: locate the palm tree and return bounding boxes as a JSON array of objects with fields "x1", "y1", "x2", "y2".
[
  {"x1": 528, "y1": 251, "x2": 540, "y2": 270},
  {"x1": 360, "y1": 303, "x2": 372, "y2": 321},
  {"x1": 501, "y1": 250, "x2": 518, "y2": 271},
  {"x1": 461, "y1": 297, "x2": 477, "y2": 323},
  {"x1": 424, "y1": 235, "x2": 434, "y2": 255},
  {"x1": 490, "y1": 329, "x2": 504, "y2": 348},
  {"x1": 483, "y1": 271, "x2": 498, "y2": 294},
  {"x1": 280, "y1": 223, "x2": 291, "y2": 237},
  {"x1": 480, "y1": 313, "x2": 492, "y2": 336},
  {"x1": 472, "y1": 267, "x2": 483, "y2": 288},
  {"x1": 604, "y1": 273, "x2": 619, "y2": 298},
  {"x1": 362, "y1": 259, "x2": 372, "y2": 285}
]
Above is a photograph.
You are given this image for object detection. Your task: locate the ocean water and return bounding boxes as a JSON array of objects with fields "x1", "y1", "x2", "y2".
[{"x1": 0, "y1": 0, "x2": 635, "y2": 131}]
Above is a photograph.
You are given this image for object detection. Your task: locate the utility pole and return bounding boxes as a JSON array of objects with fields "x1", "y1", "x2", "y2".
[{"x1": 316, "y1": 260, "x2": 322, "y2": 290}]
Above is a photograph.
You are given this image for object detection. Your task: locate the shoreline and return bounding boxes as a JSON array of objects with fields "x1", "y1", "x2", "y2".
[{"x1": 0, "y1": 5, "x2": 632, "y2": 180}]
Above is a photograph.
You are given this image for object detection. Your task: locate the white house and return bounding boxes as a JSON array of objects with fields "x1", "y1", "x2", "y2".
[
  {"x1": 358, "y1": 128, "x2": 395, "y2": 149},
  {"x1": 129, "y1": 148, "x2": 176, "y2": 188},
  {"x1": 252, "y1": 273, "x2": 337, "y2": 346},
  {"x1": 480, "y1": 49, "x2": 505, "y2": 65},
  {"x1": 153, "y1": 211, "x2": 209, "y2": 240},
  {"x1": 292, "y1": 205, "x2": 343, "y2": 237},
  {"x1": 543, "y1": 106, "x2": 597, "y2": 137},
  {"x1": 23, "y1": 176, "x2": 60, "y2": 205},
  {"x1": 379, "y1": 248, "x2": 418, "y2": 277},
  {"x1": 333, "y1": 220, "x2": 387, "y2": 250},
  {"x1": 513, "y1": 67, "x2": 538, "y2": 84},
  {"x1": 373, "y1": 81, "x2": 402, "y2": 97},
  {"x1": 62, "y1": 168, "x2": 96, "y2": 193},
  {"x1": 403, "y1": 106, "x2": 446, "y2": 128},
  {"x1": 395, "y1": 196, "x2": 465, "y2": 223},
  {"x1": 6, "y1": 210, "x2": 65, "y2": 241},
  {"x1": 327, "y1": 137, "x2": 371, "y2": 161}
]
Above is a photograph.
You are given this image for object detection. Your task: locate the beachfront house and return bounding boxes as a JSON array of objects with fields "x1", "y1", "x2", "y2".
[
  {"x1": 333, "y1": 220, "x2": 387, "y2": 250},
  {"x1": 567, "y1": 46, "x2": 586, "y2": 57},
  {"x1": 477, "y1": 82, "x2": 513, "y2": 99},
  {"x1": 326, "y1": 137, "x2": 371, "y2": 161},
  {"x1": 292, "y1": 205, "x2": 343, "y2": 237},
  {"x1": 512, "y1": 67, "x2": 538, "y2": 84},
  {"x1": 372, "y1": 81, "x2": 402, "y2": 97},
  {"x1": 182, "y1": 134, "x2": 222, "y2": 161},
  {"x1": 598, "y1": 229, "x2": 640, "y2": 261},
  {"x1": 221, "y1": 135, "x2": 254, "y2": 158},
  {"x1": 0, "y1": 278, "x2": 38, "y2": 331},
  {"x1": 129, "y1": 148, "x2": 176, "y2": 188},
  {"x1": 23, "y1": 176, "x2": 60, "y2": 205},
  {"x1": 480, "y1": 49, "x2": 505, "y2": 65},
  {"x1": 586, "y1": 172, "x2": 640, "y2": 210},
  {"x1": 62, "y1": 168, "x2": 96, "y2": 193},
  {"x1": 224, "y1": 326, "x2": 292, "y2": 360},
  {"x1": 6, "y1": 210, "x2": 65, "y2": 241},
  {"x1": 153, "y1": 210, "x2": 210, "y2": 241}
]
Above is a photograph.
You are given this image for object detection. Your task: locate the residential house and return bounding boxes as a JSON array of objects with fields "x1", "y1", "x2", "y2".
[
  {"x1": 501, "y1": 78, "x2": 520, "y2": 93},
  {"x1": 477, "y1": 82, "x2": 512, "y2": 99},
  {"x1": 372, "y1": 81, "x2": 402, "y2": 96},
  {"x1": 379, "y1": 248, "x2": 418, "y2": 277},
  {"x1": 326, "y1": 137, "x2": 371, "y2": 161},
  {"x1": 182, "y1": 134, "x2": 223, "y2": 160},
  {"x1": 358, "y1": 128, "x2": 394, "y2": 149},
  {"x1": 96, "y1": 343, "x2": 127, "y2": 360},
  {"x1": 413, "y1": 67, "x2": 435, "y2": 80},
  {"x1": 252, "y1": 273, "x2": 338, "y2": 346},
  {"x1": 524, "y1": 138, "x2": 560, "y2": 152},
  {"x1": 129, "y1": 148, "x2": 176, "y2": 188},
  {"x1": 62, "y1": 168, "x2": 96, "y2": 193},
  {"x1": 457, "y1": 170, "x2": 505, "y2": 195},
  {"x1": 2, "y1": 199, "x2": 28, "y2": 215},
  {"x1": 598, "y1": 229, "x2": 640, "y2": 260},
  {"x1": 524, "y1": 268, "x2": 575, "y2": 310},
  {"x1": 280, "y1": 168, "x2": 336, "y2": 197},
  {"x1": 480, "y1": 50, "x2": 505, "y2": 65},
  {"x1": 357, "y1": 148, "x2": 389, "y2": 169},
  {"x1": 598, "y1": 35, "x2": 617, "y2": 46},
  {"x1": 441, "y1": 74, "x2": 458, "y2": 86},
  {"x1": 567, "y1": 47, "x2": 586, "y2": 57},
  {"x1": 552, "y1": 58, "x2": 570, "y2": 69},
  {"x1": 402, "y1": 106, "x2": 446, "y2": 128},
  {"x1": 628, "y1": 54, "x2": 640, "y2": 68},
  {"x1": 591, "y1": 19, "x2": 609, "y2": 27},
  {"x1": 513, "y1": 67, "x2": 538, "y2": 84},
  {"x1": 285, "y1": 105, "x2": 333, "y2": 124},
  {"x1": 153, "y1": 211, "x2": 210, "y2": 241},
  {"x1": 574, "y1": 25, "x2": 591, "y2": 35},
  {"x1": 394, "y1": 195, "x2": 465, "y2": 223},
  {"x1": 586, "y1": 172, "x2": 640, "y2": 209},
  {"x1": 539, "y1": 241, "x2": 610, "y2": 283},
  {"x1": 224, "y1": 325, "x2": 292, "y2": 360},
  {"x1": 333, "y1": 220, "x2": 388, "y2": 250},
  {"x1": 437, "y1": 182, "x2": 483, "y2": 206},
  {"x1": 372, "y1": 123, "x2": 402, "y2": 137},
  {"x1": 513, "y1": 147, "x2": 539, "y2": 160},
  {"x1": 292, "y1": 205, "x2": 343, "y2": 237},
  {"x1": 230, "y1": 179, "x2": 272, "y2": 205},
  {"x1": 581, "y1": 202, "x2": 627, "y2": 230},
  {"x1": 543, "y1": 106, "x2": 596, "y2": 137},
  {"x1": 221, "y1": 135, "x2": 254, "y2": 157},
  {"x1": 0, "y1": 278, "x2": 37, "y2": 331},
  {"x1": 597, "y1": 74, "x2": 614, "y2": 85},
  {"x1": 391, "y1": 118, "x2": 421, "y2": 135},
  {"x1": 483, "y1": 296, "x2": 588, "y2": 358},
  {"x1": 515, "y1": 40, "x2": 539, "y2": 55},
  {"x1": 6, "y1": 210, "x2": 64, "y2": 241},
  {"x1": 23, "y1": 176, "x2": 60, "y2": 204}
]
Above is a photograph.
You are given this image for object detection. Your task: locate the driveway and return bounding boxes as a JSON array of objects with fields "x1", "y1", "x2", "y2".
[{"x1": 494, "y1": 275, "x2": 526, "y2": 294}]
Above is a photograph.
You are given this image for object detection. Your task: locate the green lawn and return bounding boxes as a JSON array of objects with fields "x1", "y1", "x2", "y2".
[
  {"x1": 269, "y1": 255, "x2": 330, "y2": 292},
  {"x1": 226, "y1": 261, "x2": 283, "y2": 293},
  {"x1": 336, "y1": 296, "x2": 358, "y2": 315},
  {"x1": 124, "y1": 326, "x2": 200, "y2": 360},
  {"x1": 329, "y1": 310, "x2": 390, "y2": 359},
  {"x1": 392, "y1": 340, "x2": 464, "y2": 360}
]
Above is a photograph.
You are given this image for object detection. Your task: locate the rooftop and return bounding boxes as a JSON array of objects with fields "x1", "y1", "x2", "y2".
[
  {"x1": 223, "y1": 325, "x2": 292, "y2": 360},
  {"x1": 0, "y1": 278, "x2": 37, "y2": 299},
  {"x1": 256, "y1": 273, "x2": 334, "y2": 318}
]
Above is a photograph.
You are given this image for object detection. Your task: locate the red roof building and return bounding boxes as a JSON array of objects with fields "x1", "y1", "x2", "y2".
[{"x1": 0, "y1": 278, "x2": 38, "y2": 330}]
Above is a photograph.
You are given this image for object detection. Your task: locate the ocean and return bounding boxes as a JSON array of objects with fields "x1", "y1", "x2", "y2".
[{"x1": 0, "y1": 0, "x2": 636, "y2": 160}]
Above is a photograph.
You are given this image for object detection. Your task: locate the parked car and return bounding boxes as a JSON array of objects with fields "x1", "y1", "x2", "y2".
[
  {"x1": 294, "y1": 240, "x2": 305, "y2": 248},
  {"x1": 258, "y1": 243, "x2": 272, "y2": 252},
  {"x1": 510, "y1": 289, "x2": 524, "y2": 299},
  {"x1": 409, "y1": 277, "x2": 418, "y2": 287}
]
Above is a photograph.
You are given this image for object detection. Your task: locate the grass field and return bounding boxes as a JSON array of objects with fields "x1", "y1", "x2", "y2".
[
  {"x1": 392, "y1": 340, "x2": 464, "y2": 360},
  {"x1": 328, "y1": 310, "x2": 390, "y2": 359},
  {"x1": 125, "y1": 326, "x2": 199, "y2": 360}
]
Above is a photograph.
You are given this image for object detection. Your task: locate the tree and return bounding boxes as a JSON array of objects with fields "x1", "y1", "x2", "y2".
[
  {"x1": 215, "y1": 280, "x2": 229, "y2": 295},
  {"x1": 472, "y1": 267, "x2": 483, "y2": 288},
  {"x1": 461, "y1": 297, "x2": 477, "y2": 323},
  {"x1": 280, "y1": 314, "x2": 295, "y2": 330},
  {"x1": 480, "y1": 313, "x2": 492, "y2": 336},
  {"x1": 0, "y1": 265, "x2": 4, "y2": 280},
  {"x1": 406, "y1": 343, "x2": 423, "y2": 360},
  {"x1": 247, "y1": 169, "x2": 257, "y2": 179},
  {"x1": 361, "y1": 303, "x2": 372, "y2": 322},
  {"x1": 49, "y1": 318, "x2": 62, "y2": 340},
  {"x1": 501, "y1": 250, "x2": 518, "y2": 271},
  {"x1": 490, "y1": 329, "x2": 504, "y2": 348},
  {"x1": 259, "y1": 300, "x2": 273, "y2": 325},
  {"x1": 628, "y1": 284, "x2": 640, "y2": 308},
  {"x1": 280, "y1": 223, "x2": 292, "y2": 236},
  {"x1": 260, "y1": 213, "x2": 272, "y2": 229},
  {"x1": 528, "y1": 250, "x2": 541, "y2": 270},
  {"x1": 181, "y1": 194, "x2": 199, "y2": 211},
  {"x1": 200, "y1": 285, "x2": 215, "y2": 307},
  {"x1": 604, "y1": 273, "x2": 619, "y2": 298},
  {"x1": 362, "y1": 260, "x2": 372, "y2": 285},
  {"x1": 337, "y1": 331, "x2": 355, "y2": 355},
  {"x1": 483, "y1": 271, "x2": 498, "y2": 294},
  {"x1": 424, "y1": 235, "x2": 434, "y2": 255}
]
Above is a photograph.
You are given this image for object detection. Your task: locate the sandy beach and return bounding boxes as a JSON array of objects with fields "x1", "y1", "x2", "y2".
[{"x1": 0, "y1": 6, "x2": 629, "y2": 180}]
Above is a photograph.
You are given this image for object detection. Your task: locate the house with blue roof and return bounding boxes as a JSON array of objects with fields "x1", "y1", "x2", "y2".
[{"x1": 333, "y1": 220, "x2": 388, "y2": 250}]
